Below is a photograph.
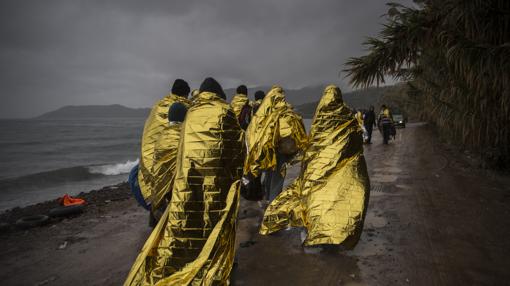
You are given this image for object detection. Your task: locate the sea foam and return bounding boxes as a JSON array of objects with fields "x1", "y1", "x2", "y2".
[{"x1": 88, "y1": 159, "x2": 139, "y2": 176}]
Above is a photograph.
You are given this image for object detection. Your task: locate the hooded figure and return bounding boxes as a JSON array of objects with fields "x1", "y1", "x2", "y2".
[
  {"x1": 125, "y1": 77, "x2": 244, "y2": 286},
  {"x1": 260, "y1": 85, "x2": 370, "y2": 248},
  {"x1": 251, "y1": 90, "x2": 265, "y2": 116},
  {"x1": 150, "y1": 102, "x2": 188, "y2": 217},
  {"x1": 190, "y1": 89, "x2": 200, "y2": 102},
  {"x1": 138, "y1": 79, "x2": 191, "y2": 204},
  {"x1": 230, "y1": 85, "x2": 250, "y2": 120},
  {"x1": 244, "y1": 86, "x2": 307, "y2": 201}
]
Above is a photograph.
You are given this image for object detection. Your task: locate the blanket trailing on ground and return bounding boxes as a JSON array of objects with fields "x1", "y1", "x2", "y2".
[
  {"x1": 260, "y1": 85, "x2": 370, "y2": 248},
  {"x1": 125, "y1": 91, "x2": 244, "y2": 286}
]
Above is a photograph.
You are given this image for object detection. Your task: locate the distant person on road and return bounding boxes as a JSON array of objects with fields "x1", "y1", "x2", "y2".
[
  {"x1": 363, "y1": 106, "x2": 377, "y2": 144},
  {"x1": 260, "y1": 85, "x2": 370, "y2": 250},
  {"x1": 243, "y1": 86, "x2": 307, "y2": 203},
  {"x1": 378, "y1": 104, "x2": 394, "y2": 144},
  {"x1": 137, "y1": 79, "x2": 191, "y2": 208},
  {"x1": 125, "y1": 77, "x2": 245, "y2": 285}
]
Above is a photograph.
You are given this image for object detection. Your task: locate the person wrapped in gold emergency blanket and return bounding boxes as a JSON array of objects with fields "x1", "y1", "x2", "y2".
[
  {"x1": 230, "y1": 85, "x2": 250, "y2": 120},
  {"x1": 243, "y1": 86, "x2": 307, "y2": 201},
  {"x1": 149, "y1": 103, "x2": 188, "y2": 223},
  {"x1": 138, "y1": 79, "x2": 191, "y2": 204},
  {"x1": 260, "y1": 85, "x2": 370, "y2": 248},
  {"x1": 125, "y1": 78, "x2": 245, "y2": 286}
]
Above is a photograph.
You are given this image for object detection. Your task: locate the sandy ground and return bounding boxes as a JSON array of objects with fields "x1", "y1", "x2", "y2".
[{"x1": 1, "y1": 122, "x2": 509, "y2": 286}]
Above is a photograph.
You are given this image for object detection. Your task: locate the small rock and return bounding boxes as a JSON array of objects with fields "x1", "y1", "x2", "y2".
[
  {"x1": 35, "y1": 275, "x2": 58, "y2": 286},
  {"x1": 349, "y1": 273, "x2": 356, "y2": 279},
  {"x1": 58, "y1": 241, "x2": 68, "y2": 250},
  {"x1": 104, "y1": 200, "x2": 111, "y2": 203},
  {"x1": 406, "y1": 278, "x2": 410, "y2": 283}
]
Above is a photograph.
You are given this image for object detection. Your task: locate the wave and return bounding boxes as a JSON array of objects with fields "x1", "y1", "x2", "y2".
[
  {"x1": 0, "y1": 159, "x2": 138, "y2": 192},
  {"x1": 88, "y1": 159, "x2": 139, "y2": 175}
]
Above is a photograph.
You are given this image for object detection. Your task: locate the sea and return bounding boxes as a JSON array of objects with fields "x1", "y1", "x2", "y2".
[
  {"x1": 0, "y1": 118, "x2": 144, "y2": 211},
  {"x1": 0, "y1": 117, "x2": 313, "y2": 212}
]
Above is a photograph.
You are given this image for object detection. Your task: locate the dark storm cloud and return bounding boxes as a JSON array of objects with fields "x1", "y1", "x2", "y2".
[{"x1": 0, "y1": 0, "x2": 413, "y2": 118}]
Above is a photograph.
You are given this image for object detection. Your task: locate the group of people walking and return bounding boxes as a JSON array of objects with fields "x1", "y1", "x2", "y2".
[
  {"x1": 125, "y1": 78, "x2": 370, "y2": 285},
  {"x1": 355, "y1": 105, "x2": 395, "y2": 145}
]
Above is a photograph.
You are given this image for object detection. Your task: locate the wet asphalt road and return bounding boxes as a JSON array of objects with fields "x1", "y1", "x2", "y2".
[{"x1": 233, "y1": 123, "x2": 510, "y2": 286}]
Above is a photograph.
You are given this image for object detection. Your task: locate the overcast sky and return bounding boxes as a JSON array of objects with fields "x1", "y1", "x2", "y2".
[{"x1": 0, "y1": 0, "x2": 413, "y2": 118}]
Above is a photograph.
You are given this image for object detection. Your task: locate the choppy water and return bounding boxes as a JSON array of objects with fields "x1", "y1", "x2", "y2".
[
  {"x1": 0, "y1": 118, "x2": 144, "y2": 211},
  {"x1": 0, "y1": 117, "x2": 313, "y2": 211}
]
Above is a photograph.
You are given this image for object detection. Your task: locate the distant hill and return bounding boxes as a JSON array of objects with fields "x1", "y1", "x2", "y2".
[
  {"x1": 37, "y1": 85, "x2": 393, "y2": 119},
  {"x1": 294, "y1": 86, "x2": 394, "y2": 118},
  {"x1": 37, "y1": 104, "x2": 150, "y2": 119}
]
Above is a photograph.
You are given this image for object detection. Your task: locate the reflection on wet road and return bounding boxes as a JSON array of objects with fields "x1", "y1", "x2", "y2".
[{"x1": 233, "y1": 123, "x2": 510, "y2": 286}]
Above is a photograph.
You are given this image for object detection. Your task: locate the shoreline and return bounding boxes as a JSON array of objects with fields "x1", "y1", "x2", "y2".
[{"x1": 0, "y1": 182, "x2": 133, "y2": 231}]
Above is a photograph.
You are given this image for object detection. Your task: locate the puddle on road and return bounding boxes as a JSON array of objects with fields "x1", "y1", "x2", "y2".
[
  {"x1": 372, "y1": 166, "x2": 402, "y2": 183},
  {"x1": 365, "y1": 212, "x2": 387, "y2": 228},
  {"x1": 350, "y1": 213, "x2": 389, "y2": 258},
  {"x1": 396, "y1": 184, "x2": 411, "y2": 190},
  {"x1": 371, "y1": 174, "x2": 398, "y2": 183},
  {"x1": 374, "y1": 167, "x2": 402, "y2": 174},
  {"x1": 233, "y1": 228, "x2": 363, "y2": 285}
]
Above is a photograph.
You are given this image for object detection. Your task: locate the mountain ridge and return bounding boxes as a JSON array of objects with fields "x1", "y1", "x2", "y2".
[
  {"x1": 36, "y1": 85, "x2": 392, "y2": 119},
  {"x1": 36, "y1": 104, "x2": 151, "y2": 119}
]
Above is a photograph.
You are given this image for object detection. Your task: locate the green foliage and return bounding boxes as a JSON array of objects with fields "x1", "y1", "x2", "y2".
[{"x1": 344, "y1": 0, "x2": 510, "y2": 168}]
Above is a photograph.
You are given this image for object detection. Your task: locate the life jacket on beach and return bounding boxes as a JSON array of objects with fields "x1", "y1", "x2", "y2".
[{"x1": 58, "y1": 194, "x2": 86, "y2": 206}]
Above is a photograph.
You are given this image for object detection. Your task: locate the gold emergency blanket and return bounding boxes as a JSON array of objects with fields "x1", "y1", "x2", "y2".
[
  {"x1": 230, "y1": 94, "x2": 249, "y2": 119},
  {"x1": 151, "y1": 123, "x2": 181, "y2": 211},
  {"x1": 260, "y1": 85, "x2": 370, "y2": 248},
  {"x1": 138, "y1": 94, "x2": 191, "y2": 201},
  {"x1": 244, "y1": 86, "x2": 307, "y2": 177},
  {"x1": 125, "y1": 91, "x2": 244, "y2": 286}
]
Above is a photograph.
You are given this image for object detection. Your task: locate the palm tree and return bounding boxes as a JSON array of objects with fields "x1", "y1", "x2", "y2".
[{"x1": 345, "y1": 0, "x2": 510, "y2": 168}]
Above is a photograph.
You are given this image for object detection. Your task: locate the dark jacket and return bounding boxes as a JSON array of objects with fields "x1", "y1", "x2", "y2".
[{"x1": 364, "y1": 110, "x2": 376, "y2": 127}]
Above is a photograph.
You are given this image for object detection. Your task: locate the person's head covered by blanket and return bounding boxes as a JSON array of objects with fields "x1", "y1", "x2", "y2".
[
  {"x1": 260, "y1": 85, "x2": 370, "y2": 249},
  {"x1": 243, "y1": 86, "x2": 307, "y2": 201}
]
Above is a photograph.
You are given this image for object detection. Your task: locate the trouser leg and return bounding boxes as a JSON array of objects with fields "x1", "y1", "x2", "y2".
[
  {"x1": 382, "y1": 124, "x2": 390, "y2": 144},
  {"x1": 365, "y1": 125, "x2": 373, "y2": 143},
  {"x1": 263, "y1": 170, "x2": 272, "y2": 200},
  {"x1": 268, "y1": 153, "x2": 291, "y2": 201}
]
